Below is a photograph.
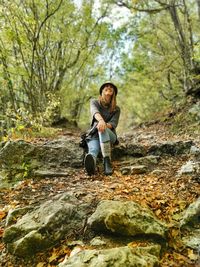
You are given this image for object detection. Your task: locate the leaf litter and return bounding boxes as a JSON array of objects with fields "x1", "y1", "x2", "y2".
[{"x1": 0, "y1": 124, "x2": 200, "y2": 267}]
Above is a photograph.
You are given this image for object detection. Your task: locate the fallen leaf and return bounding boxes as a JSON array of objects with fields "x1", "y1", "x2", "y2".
[
  {"x1": 0, "y1": 228, "x2": 4, "y2": 237},
  {"x1": 170, "y1": 228, "x2": 180, "y2": 238},
  {"x1": 155, "y1": 209, "x2": 161, "y2": 216},
  {"x1": 187, "y1": 248, "x2": 198, "y2": 261},
  {"x1": 0, "y1": 211, "x2": 7, "y2": 221},
  {"x1": 49, "y1": 252, "x2": 59, "y2": 263},
  {"x1": 36, "y1": 262, "x2": 46, "y2": 267}
]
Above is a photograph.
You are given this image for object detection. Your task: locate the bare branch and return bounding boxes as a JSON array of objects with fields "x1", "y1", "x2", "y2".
[{"x1": 116, "y1": 0, "x2": 181, "y2": 13}]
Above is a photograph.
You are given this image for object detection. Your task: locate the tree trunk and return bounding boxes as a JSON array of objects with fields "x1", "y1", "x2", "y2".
[
  {"x1": 196, "y1": 0, "x2": 200, "y2": 21},
  {"x1": 168, "y1": 1, "x2": 200, "y2": 97}
]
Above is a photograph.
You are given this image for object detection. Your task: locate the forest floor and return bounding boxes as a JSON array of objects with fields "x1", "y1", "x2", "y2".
[{"x1": 0, "y1": 111, "x2": 200, "y2": 267}]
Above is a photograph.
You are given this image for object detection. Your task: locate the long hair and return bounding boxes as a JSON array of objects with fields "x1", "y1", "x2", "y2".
[{"x1": 99, "y1": 90, "x2": 117, "y2": 113}]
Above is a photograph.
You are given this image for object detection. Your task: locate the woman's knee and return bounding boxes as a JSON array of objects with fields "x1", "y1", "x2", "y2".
[
  {"x1": 98, "y1": 129, "x2": 110, "y2": 143},
  {"x1": 98, "y1": 129, "x2": 117, "y2": 144}
]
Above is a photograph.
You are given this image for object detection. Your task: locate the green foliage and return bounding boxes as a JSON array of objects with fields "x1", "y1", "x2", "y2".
[
  {"x1": 21, "y1": 161, "x2": 31, "y2": 179},
  {"x1": 169, "y1": 109, "x2": 200, "y2": 135},
  {"x1": 0, "y1": 0, "x2": 110, "y2": 128},
  {"x1": 0, "y1": 104, "x2": 61, "y2": 141},
  {"x1": 117, "y1": 0, "x2": 200, "y2": 126},
  {"x1": 0, "y1": 0, "x2": 200, "y2": 134}
]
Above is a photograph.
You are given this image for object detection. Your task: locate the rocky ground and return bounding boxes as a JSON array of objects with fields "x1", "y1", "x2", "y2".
[{"x1": 0, "y1": 121, "x2": 200, "y2": 267}]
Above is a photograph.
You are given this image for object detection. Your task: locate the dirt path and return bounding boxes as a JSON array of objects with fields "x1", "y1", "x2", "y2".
[{"x1": 0, "y1": 123, "x2": 200, "y2": 266}]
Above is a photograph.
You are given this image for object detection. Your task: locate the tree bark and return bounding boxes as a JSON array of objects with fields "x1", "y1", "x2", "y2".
[{"x1": 196, "y1": 0, "x2": 200, "y2": 20}]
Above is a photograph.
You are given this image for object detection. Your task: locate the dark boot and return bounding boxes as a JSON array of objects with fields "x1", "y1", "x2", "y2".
[
  {"x1": 103, "y1": 156, "x2": 113, "y2": 175},
  {"x1": 84, "y1": 154, "x2": 96, "y2": 175}
]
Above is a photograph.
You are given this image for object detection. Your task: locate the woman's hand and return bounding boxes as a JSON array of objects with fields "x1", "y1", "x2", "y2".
[{"x1": 97, "y1": 119, "x2": 107, "y2": 132}]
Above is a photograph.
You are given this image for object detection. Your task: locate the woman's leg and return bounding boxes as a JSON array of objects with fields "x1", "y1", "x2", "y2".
[
  {"x1": 98, "y1": 129, "x2": 116, "y2": 175},
  {"x1": 98, "y1": 128, "x2": 116, "y2": 158},
  {"x1": 84, "y1": 138, "x2": 100, "y2": 175},
  {"x1": 87, "y1": 138, "x2": 100, "y2": 158},
  {"x1": 98, "y1": 128, "x2": 116, "y2": 144}
]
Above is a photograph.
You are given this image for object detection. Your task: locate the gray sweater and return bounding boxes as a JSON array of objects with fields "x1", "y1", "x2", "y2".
[{"x1": 89, "y1": 98, "x2": 120, "y2": 138}]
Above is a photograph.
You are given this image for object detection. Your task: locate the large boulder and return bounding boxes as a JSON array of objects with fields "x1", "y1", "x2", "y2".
[
  {"x1": 147, "y1": 141, "x2": 193, "y2": 156},
  {"x1": 180, "y1": 197, "x2": 200, "y2": 227},
  {"x1": 59, "y1": 245, "x2": 161, "y2": 267},
  {"x1": 0, "y1": 138, "x2": 83, "y2": 186},
  {"x1": 3, "y1": 194, "x2": 87, "y2": 257},
  {"x1": 0, "y1": 140, "x2": 36, "y2": 182},
  {"x1": 182, "y1": 229, "x2": 200, "y2": 251},
  {"x1": 88, "y1": 200, "x2": 167, "y2": 239},
  {"x1": 0, "y1": 137, "x2": 195, "y2": 188},
  {"x1": 180, "y1": 198, "x2": 200, "y2": 252},
  {"x1": 113, "y1": 141, "x2": 147, "y2": 159},
  {"x1": 178, "y1": 160, "x2": 200, "y2": 175}
]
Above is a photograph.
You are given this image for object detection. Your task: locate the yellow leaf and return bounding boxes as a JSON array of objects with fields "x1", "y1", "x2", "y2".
[
  {"x1": 170, "y1": 228, "x2": 180, "y2": 238},
  {"x1": 155, "y1": 209, "x2": 161, "y2": 216},
  {"x1": 49, "y1": 251, "x2": 59, "y2": 263},
  {"x1": 188, "y1": 249, "x2": 198, "y2": 261},
  {"x1": 0, "y1": 211, "x2": 7, "y2": 220},
  {"x1": 177, "y1": 200, "x2": 187, "y2": 210},
  {"x1": 36, "y1": 263, "x2": 45, "y2": 267},
  {"x1": 3, "y1": 136, "x2": 9, "y2": 142},
  {"x1": 128, "y1": 242, "x2": 137, "y2": 247},
  {"x1": 0, "y1": 228, "x2": 4, "y2": 237},
  {"x1": 122, "y1": 189, "x2": 129, "y2": 194},
  {"x1": 18, "y1": 125, "x2": 25, "y2": 130}
]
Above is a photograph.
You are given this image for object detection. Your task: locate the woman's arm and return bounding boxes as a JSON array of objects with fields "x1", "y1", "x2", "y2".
[
  {"x1": 90, "y1": 99, "x2": 107, "y2": 132},
  {"x1": 94, "y1": 113, "x2": 107, "y2": 132},
  {"x1": 94, "y1": 112, "x2": 104, "y2": 122}
]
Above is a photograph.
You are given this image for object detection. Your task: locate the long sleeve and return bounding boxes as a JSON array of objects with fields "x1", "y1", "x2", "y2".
[
  {"x1": 90, "y1": 99, "x2": 101, "y2": 118},
  {"x1": 108, "y1": 107, "x2": 120, "y2": 129},
  {"x1": 90, "y1": 98, "x2": 120, "y2": 130}
]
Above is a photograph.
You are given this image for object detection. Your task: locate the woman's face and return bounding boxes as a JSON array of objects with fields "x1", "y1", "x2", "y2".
[{"x1": 102, "y1": 85, "x2": 114, "y2": 103}]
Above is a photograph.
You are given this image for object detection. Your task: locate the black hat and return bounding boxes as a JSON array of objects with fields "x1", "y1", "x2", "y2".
[{"x1": 99, "y1": 81, "x2": 118, "y2": 96}]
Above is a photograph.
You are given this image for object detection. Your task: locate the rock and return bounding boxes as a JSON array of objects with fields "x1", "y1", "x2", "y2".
[
  {"x1": 90, "y1": 236, "x2": 107, "y2": 246},
  {"x1": 59, "y1": 245, "x2": 161, "y2": 267},
  {"x1": 180, "y1": 197, "x2": 200, "y2": 227},
  {"x1": 178, "y1": 160, "x2": 199, "y2": 175},
  {"x1": 121, "y1": 165, "x2": 147, "y2": 175},
  {"x1": 120, "y1": 166, "x2": 131, "y2": 175},
  {"x1": 151, "y1": 169, "x2": 163, "y2": 175},
  {"x1": 5, "y1": 206, "x2": 34, "y2": 227},
  {"x1": 148, "y1": 141, "x2": 193, "y2": 156},
  {"x1": 113, "y1": 143, "x2": 147, "y2": 159},
  {"x1": 3, "y1": 193, "x2": 87, "y2": 257},
  {"x1": 188, "y1": 102, "x2": 200, "y2": 120},
  {"x1": 33, "y1": 169, "x2": 71, "y2": 177},
  {"x1": 120, "y1": 156, "x2": 159, "y2": 175},
  {"x1": 0, "y1": 140, "x2": 37, "y2": 184},
  {"x1": 88, "y1": 200, "x2": 167, "y2": 238},
  {"x1": 0, "y1": 139, "x2": 83, "y2": 186},
  {"x1": 135, "y1": 155, "x2": 160, "y2": 166},
  {"x1": 190, "y1": 145, "x2": 200, "y2": 156},
  {"x1": 0, "y1": 140, "x2": 35, "y2": 165},
  {"x1": 182, "y1": 229, "x2": 200, "y2": 251},
  {"x1": 125, "y1": 143, "x2": 147, "y2": 157},
  {"x1": 67, "y1": 240, "x2": 85, "y2": 247},
  {"x1": 0, "y1": 138, "x2": 196, "y2": 188},
  {"x1": 131, "y1": 165, "x2": 147, "y2": 174}
]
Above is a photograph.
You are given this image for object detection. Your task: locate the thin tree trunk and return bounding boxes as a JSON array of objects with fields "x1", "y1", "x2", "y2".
[
  {"x1": 0, "y1": 52, "x2": 17, "y2": 112},
  {"x1": 168, "y1": 1, "x2": 192, "y2": 92},
  {"x1": 196, "y1": 0, "x2": 200, "y2": 20}
]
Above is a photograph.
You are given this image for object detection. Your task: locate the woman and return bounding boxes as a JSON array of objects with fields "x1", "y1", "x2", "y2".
[{"x1": 84, "y1": 81, "x2": 120, "y2": 176}]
